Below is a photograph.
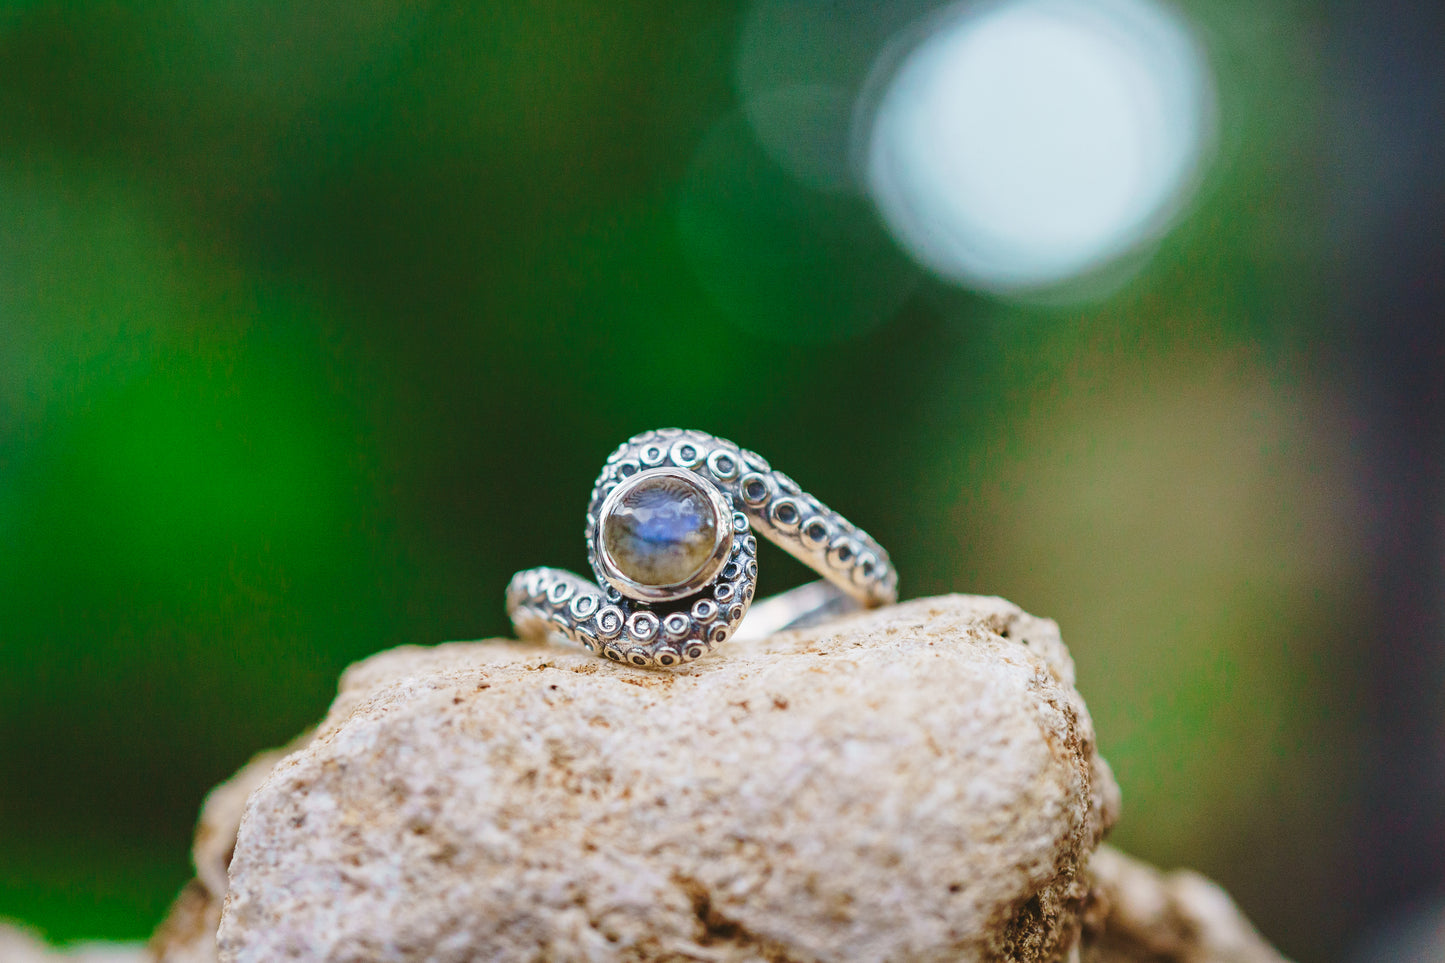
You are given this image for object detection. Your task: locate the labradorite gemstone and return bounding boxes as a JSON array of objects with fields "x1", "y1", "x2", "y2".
[{"x1": 602, "y1": 475, "x2": 718, "y2": 587}]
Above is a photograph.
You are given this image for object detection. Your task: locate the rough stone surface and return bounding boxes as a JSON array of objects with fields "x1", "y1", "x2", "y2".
[
  {"x1": 1080, "y1": 847, "x2": 1292, "y2": 963},
  {"x1": 135, "y1": 592, "x2": 1291, "y2": 962},
  {"x1": 0, "y1": 922, "x2": 143, "y2": 963},
  {"x1": 149, "y1": 744, "x2": 297, "y2": 963},
  {"x1": 217, "y1": 595, "x2": 1118, "y2": 962}
]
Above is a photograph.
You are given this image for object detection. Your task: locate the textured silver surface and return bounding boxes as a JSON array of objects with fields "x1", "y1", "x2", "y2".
[{"x1": 506, "y1": 428, "x2": 897, "y2": 666}]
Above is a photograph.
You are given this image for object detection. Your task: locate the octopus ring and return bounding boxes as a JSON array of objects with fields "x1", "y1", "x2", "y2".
[{"x1": 506, "y1": 428, "x2": 898, "y2": 667}]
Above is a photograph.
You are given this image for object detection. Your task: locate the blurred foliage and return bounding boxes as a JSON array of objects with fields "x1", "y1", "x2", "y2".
[{"x1": 0, "y1": 2, "x2": 1370, "y2": 961}]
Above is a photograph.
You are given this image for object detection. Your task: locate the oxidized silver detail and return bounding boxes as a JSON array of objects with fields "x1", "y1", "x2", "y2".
[{"x1": 506, "y1": 428, "x2": 897, "y2": 667}]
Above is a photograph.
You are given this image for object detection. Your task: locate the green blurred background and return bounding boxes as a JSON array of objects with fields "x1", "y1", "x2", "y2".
[{"x1": 2, "y1": 2, "x2": 1442, "y2": 961}]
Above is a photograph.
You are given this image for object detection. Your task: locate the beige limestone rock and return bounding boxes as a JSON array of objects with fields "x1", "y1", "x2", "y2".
[
  {"x1": 149, "y1": 745, "x2": 296, "y2": 963},
  {"x1": 140, "y1": 593, "x2": 1290, "y2": 962},
  {"x1": 216, "y1": 595, "x2": 1119, "y2": 962},
  {"x1": 1081, "y1": 847, "x2": 1291, "y2": 963},
  {"x1": 0, "y1": 922, "x2": 144, "y2": 963}
]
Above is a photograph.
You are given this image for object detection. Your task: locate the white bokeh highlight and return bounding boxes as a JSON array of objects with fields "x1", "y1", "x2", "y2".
[{"x1": 864, "y1": 0, "x2": 1214, "y2": 295}]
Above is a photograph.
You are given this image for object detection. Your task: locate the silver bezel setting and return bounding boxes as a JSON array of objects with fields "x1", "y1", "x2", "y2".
[
  {"x1": 507, "y1": 428, "x2": 895, "y2": 667},
  {"x1": 594, "y1": 466, "x2": 734, "y2": 603}
]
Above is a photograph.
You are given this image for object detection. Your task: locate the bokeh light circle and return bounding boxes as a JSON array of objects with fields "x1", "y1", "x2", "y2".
[{"x1": 863, "y1": 0, "x2": 1214, "y2": 294}]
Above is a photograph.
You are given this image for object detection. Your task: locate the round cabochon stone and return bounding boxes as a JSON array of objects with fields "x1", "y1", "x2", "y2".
[{"x1": 602, "y1": 474, "x2": 719, "y2": 587}]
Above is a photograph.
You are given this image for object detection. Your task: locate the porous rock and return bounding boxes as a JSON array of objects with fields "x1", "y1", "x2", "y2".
[
  {"x1": 140, "y1": 593, "x2": 1290, "y2": 961},
  {"x1": 216, "y1": 595, "x2": 1119, "y2": 962},
  {"x1": 150, "y1": 744, "x2": 296, "y2": 963},
  {"x1": 1081, "y1": 846, "x2": 1291, "y2": 963},
  {"x1": 0, "y1": 922, "x2": 143, "y2": 963}
]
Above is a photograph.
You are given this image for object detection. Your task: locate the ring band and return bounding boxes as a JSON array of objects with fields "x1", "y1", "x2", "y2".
[{"x1": 506, "y1": 428, "x2": 897, "y2": 667}]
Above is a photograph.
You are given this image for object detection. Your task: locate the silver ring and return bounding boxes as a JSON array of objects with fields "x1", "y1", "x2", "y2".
[{"x1": 506, "y1": 428, "x2": 898, "y2": 667}]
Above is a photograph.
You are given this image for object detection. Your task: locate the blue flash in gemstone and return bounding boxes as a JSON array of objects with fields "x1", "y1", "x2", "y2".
[{"x1": 601, "y1": 475, "x2": 719, "y2": 587}]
